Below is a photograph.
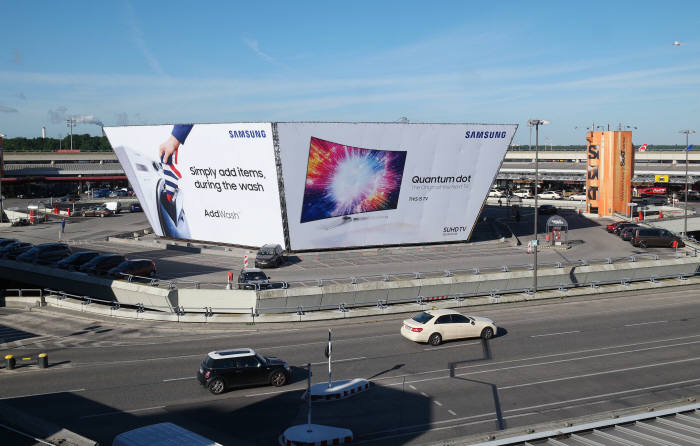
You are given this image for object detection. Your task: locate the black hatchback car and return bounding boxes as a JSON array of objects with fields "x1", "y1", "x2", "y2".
[
  {"x1": 254, "y1": 244, "x2": 286, "y2": 268},
  {"x1": 55, "y1": 251, "x2": 101, "y2": 270},
  {"x1": 79, "y1": 254, "x2": 127, "y2": 275},
  {"x1": 197, "y1": 348, "x2": 290, "y2": 394},
  {"x1": 0, "y1": 242, "x2": 33, "y2": 259},
  {"x1": 17, "y1": 243, "x2": 72, "y2": 264}
]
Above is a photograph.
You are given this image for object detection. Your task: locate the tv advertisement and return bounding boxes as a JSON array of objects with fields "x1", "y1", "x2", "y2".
[
  {"x1": 278, "y1": 122, "x2": 517, "y2": 250},
  {"x1": 104, "y1": 123, "x2": 285, "y2": 247}
]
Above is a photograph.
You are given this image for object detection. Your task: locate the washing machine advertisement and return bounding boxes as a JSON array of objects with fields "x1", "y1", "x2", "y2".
[{"x1": 104, "y1": 123, "x2": 285, "y2": 247}]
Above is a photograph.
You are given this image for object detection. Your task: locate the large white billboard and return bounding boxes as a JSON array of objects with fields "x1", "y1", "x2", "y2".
[
  {"x1": 277, "y1": 122, "x2": 517, "y2": 250},
  {"x1": 104, "y1": 123, "x2": 285, "y2": 247}
]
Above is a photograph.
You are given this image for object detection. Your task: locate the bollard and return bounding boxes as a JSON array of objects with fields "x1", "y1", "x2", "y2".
[
  {"x1": 5, "y1": 354, "x2": 15, "y2": 370},
  {"x1": 38, "y1": 353, "x2": 48, "y2": 369}
]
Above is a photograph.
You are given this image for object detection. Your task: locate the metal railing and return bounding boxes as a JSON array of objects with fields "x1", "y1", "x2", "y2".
[
  {"x1": 31, "y1": 269, "x2": 700, "y2": 318},
  {"x1": 112, "y1": 250, "x2": 695, "y2": 290}
]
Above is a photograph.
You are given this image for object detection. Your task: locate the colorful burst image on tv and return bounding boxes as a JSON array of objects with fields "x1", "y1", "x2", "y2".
[{"x1": 300, "y1": 137, "x2": 408, "y2": 223}]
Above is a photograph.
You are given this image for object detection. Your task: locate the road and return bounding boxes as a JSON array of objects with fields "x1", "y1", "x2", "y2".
[{"x1": 1, "y1": 285, "x2": 698, "y2": 445}]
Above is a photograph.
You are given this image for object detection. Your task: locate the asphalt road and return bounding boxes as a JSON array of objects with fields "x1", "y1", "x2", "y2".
[
  {"x1": 1, "y1": 286, "x2": 698, "y2": 445},
  {"x1": 1, "y1": 201, "x2": 680, "y2": 288}
]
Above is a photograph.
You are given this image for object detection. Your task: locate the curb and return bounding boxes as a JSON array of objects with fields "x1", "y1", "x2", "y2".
[{"x1": 303, "y1": 379, "x2": 371, "y2": 402}]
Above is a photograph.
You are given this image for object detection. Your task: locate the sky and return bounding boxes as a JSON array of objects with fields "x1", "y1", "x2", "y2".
[{"x1": 1, "y1": 1, "x2": 699, "y2": 145}]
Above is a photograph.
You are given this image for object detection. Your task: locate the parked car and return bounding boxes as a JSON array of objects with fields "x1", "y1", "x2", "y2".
[
  {"x1": 0, "y1": 241, "x2": 33, "y2": 259},
  {"x1": 538, "y1": 204, "x2": 557, "y2": 214},
  {"x1": 104, "y1": 201, "x2": 122, "y2": 214},
  {"x1": 613, "y1": 222, "x2": 639, "y2": 235},
  {"x1": 537, "y1": 191, "x2": 562, "y2": 200},
  {"x1": 619, "y1": 225, "x2": 640, "y2": 241},
  {"x1": 55, "y1": 251, "x2": 101, "y2": 270},
  {"x1": 237, "y1": 268, "x2": 272, "y2": 289},
  {"x1": 11, "y1": 218, "x2": 30, "y2": 227},
  {"x1": 401, "y1": 309, "x2": 497, "y2": 346},
  {"x1": 512, "y1": 189, "x2": 533, "y2": 199},
  {"x1": 129, "y1": 202, "x2": 143, "y2": 212},
  {"x1": 196, "y1": 348, "x2": 290, "y2": 394},
  {"x1": 92, "y1": 188, "x2": 110, "y2": 198},
  {"x1": 640, "y1": 196, "x2": 668, "y2": 207},
  {"x1": 255, "y1": 244, "x2": 286, "y2": 268},
  {"x1": 113, "y1": 423, "x2": 221, "y2": 446},
  {"x1": 81, "y1": 206, "x2": 112, "y2": 217},
  {"x1": 79, "y1": 254, "x2": 127, "y2": 275},
  {"x1": 632, "y1": 228, "x2": 684, "y2": 248},
  {"x1": 17, "y1": 243, "x2": 72, "y2": 264},
  {"x1": 488, "y1": 189, "x2": 504, "y2": 198},
  {"x1": 678, "y1": 189, "x2": 700, "y2": 201},
  {"x1": 109, "y1": 190, "x2": 129, "y2": 198},
  {"x1": 58, "y1": 193, "x2": 80, "y2": 202},
  {"x1": 108, "y1": 259, "x2": 156, "y2": 279},
  {"x1": 606, "y1": 221, "x2": 627, "y2": 233},
  {"x1": 0, "y1": 238, "x2": 18, "y2": 248},
  {"x1": 567, "y1": 193, "x2": 587, "y2": 201}
]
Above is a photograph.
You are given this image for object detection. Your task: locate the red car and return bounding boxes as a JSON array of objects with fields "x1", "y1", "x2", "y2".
[{"x1": 606, "y1": 221, "x2": 627, "y2": 233}]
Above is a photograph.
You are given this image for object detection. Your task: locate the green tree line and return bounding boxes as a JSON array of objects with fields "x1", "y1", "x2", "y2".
[{"x1": 2, "y1": 134, "x2": 112, "y2": 152}]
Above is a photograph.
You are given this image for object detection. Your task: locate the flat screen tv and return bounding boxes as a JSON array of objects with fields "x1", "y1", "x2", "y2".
[{"x1": 300, "y1": 137, "x2": 407, "y2": 223}]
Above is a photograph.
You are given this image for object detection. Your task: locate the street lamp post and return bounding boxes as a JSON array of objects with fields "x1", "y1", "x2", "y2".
[
  {"x1": 528, "y1": 119, "x2": 550, "y2": 293},
  {"x1": 680, "y1": 129, "x2": 695, "y2": 237}
]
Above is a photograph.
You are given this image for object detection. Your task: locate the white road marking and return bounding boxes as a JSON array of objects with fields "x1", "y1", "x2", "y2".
[
  {"x1": 624, "y1": 320, "x2": 667, "y2": 327},
  {"x1": 163, "y1": 376, "x2": 195, "y2": 382},
  {"x1": 530, "y1": 330, "x2": 581, "y2": 338},
  {"x1": 448, "y1": 410, "x2": 457, "y2": 416},
  {"x1": 423, "y1": 341, "x2": 480, "y2": 350},
  {"x1": 420, "y1": 392, "x2": 429, "y2": 397},
  {"x1": 434, "y1": 401, "x2": 443, "y2": 407},
  {"x1": 0, "y1": 388, "x2": 86, "y2": 401},
  {"x1": 499, "y1": 356, "x2": 700, "y2": 390},
  {"x1": 408, "y1": 385, "x2": 417, "y2": 390},
  {"x1": 79, "y1": 406, "x2": 165, "y2": 419},
  {"x1": 310, "y1": 356, "x2": 366, "y2": 366}
]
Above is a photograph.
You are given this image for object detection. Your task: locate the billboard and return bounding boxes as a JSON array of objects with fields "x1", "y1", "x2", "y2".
[
  {"x1": 104, "y1": 123, "x2": 285, "y2": 247},
  {"x1": 278, "y1": 122, "x2": 517, "y2": 250}
]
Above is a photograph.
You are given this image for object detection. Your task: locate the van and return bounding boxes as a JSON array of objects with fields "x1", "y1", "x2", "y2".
[
  {"x1": 632, "y1": 228, "x2": 684, "y2": 248},
  {"x1": 105, "y1": 201, "x2": 122, "y2": 214}
]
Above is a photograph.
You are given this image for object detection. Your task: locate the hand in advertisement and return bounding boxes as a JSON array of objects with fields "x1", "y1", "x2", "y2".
[{"x1": 159, "y1": 135, "x2": 181, "y2": 165}]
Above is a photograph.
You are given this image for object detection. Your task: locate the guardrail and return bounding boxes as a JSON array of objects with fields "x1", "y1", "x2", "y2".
[
  {"x1": 113, "y1": 251, "x2": 696, "y2": 290},
  {"x1": 34, "y1": 269, "x2": 699, "y2": 317}
]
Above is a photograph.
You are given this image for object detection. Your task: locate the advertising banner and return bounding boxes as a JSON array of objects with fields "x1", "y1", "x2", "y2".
[
  {"x1": 277, "y1": 122, "x2": 517, "y2": 250},
  {"x1": 104, "y1": 123, "x2": 285, "y2": 247}
]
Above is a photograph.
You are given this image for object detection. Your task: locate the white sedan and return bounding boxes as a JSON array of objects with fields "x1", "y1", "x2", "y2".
[
  {"x1": 537, "y1": 191, "x2": 562, "y2": 200},
  {"x1": 401, "y1": 309, "x2": 497, "y2": 346},
  {"x1": 567, "y1": 193, "x2": 586, "y2": 201}
]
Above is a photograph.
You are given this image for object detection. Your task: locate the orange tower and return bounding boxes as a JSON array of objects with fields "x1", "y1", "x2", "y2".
[{"x1": 585, "y1": 131, "x2": 635, "y2": 217}]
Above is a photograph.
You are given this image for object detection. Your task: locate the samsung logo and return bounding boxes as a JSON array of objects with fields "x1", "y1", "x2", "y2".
[
  {"x1": 465, "y1": 131, "x2": 507, "y2": 139},
  {"x1": 228, "y1": 129, "x2": 267, "y2": 139}
]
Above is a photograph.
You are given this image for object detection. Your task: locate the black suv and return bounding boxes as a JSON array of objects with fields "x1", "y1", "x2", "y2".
[
  {"x1": 237, "y1": 268, "x2": 272, "y2": 290},
  {"x1": 196, "y1": 348, "x2": 290, "y2": 394},
  {"x1": 254, "y1": 244, "x2": 286, "y2": 268},
  {"x1": 17, "y1": 243, "x2": 72, "y2": 264}
]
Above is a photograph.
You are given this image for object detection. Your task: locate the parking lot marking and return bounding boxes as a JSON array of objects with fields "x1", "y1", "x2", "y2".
[
  {"x1": 0, "y1": 388, "x2": 86, "y2": 401},
  {"x1": 530, "y1": 330, "x2": 581, "y2": 338},
  {"x1": 79, "y1": 406, "x2": 165, "y2": 419},
  {"x1": 434, "y1": 401, "x2": 443, "y2": 406},
  {"x1": 408, "y1": 385, "x2": 417, "y2": 390},
  {"x1": 420, "y1": 392, "x2": 429, "y2": 397},
  {"x1": 310, "y1": 356, "x2": 366, "y2": 366},
  {"x1": 624, "y1": 320, "x2": 667, "y2": 327},
  {"x1": 448, "y1": 410, "x2": 457, "y2": 416}
]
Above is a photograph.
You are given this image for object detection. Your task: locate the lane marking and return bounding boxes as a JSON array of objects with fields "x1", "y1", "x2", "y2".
[
  {"x1": 310, "y1": 356, "x2": 366, "y2": 366},
  {"x1": 408, "y1": 385, "x2": 417, "y2": 390},
  {"x1": 79, "y1": 406, "x2": 165, "y2": 419},
  {"x1": 163, "y1": 376, "x2": 195, "y2": 382},
  {"x1": 530, "y1": 330, "x2": 581, "y2": 338},
  {"x1": 625, "y1": 320, "x2": 668, "y2": 327},
  {"x1": 420, "y1": 392, "x2": 429, "y2": 397},
  {"x1": 423, "y1": 341, "x2": 480, "y2": 351},
  {"x1": 434, "y1": 401, "x2": 443, "y2": 407},
  {"x1": 499, "y1": 356, "x2": 700, "y2": 390},
  {"x1": 448, "y1": 410, "x2": 457, "y2": 416},
  {"x1": 0, "y1": 388, "x2": 86, "y2": 401}
]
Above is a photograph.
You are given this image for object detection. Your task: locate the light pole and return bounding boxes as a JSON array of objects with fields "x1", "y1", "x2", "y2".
[
  {"x1": 528, "y1": 119, "x2": 549, "y2": 293},
  {"x1": 66, "y1": 118, "x2": 74, "y2": 150},
  {"x1": 680, "y1": 129, "x2": 695, "y2": 237},
  {"x1": 0, "y1": 133, "x2": 4, "y2": 223}
]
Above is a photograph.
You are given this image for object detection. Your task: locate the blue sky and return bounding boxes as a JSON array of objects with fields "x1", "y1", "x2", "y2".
[{"x1": 1, "y1": 1, "x2": 699, "y2": 145}]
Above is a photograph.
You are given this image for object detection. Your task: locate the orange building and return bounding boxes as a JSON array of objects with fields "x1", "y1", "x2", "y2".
[{"x1": 585, "y1": 131, "x2": 635, "y2": 217}]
